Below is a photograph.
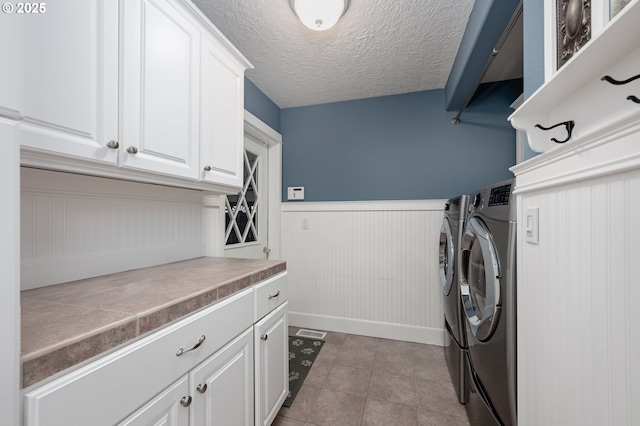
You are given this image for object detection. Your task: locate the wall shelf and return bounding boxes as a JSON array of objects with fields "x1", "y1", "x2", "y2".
[{"x1": 509, "y1": 0, "x2": 640, "y2": 152}]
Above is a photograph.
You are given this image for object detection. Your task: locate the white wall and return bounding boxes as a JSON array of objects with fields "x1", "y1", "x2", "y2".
[
  {"x1": 512, "y1": 111, "x2": 640, "y2": 425},
  {"x1": 281, "y1": 200, "x2": 446, "y2": 345},
  {"x1": 0, "y1": 119, "x2": 20, "y2": 426},
  {"x1": 21, "y1": 168, "x2": 207, "y2": 290},
  {"x1": 517, "y1": 170, "x2": 640, "y2": 425}
]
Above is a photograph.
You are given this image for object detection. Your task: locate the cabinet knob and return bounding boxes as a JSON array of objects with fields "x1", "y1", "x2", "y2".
[
  {"x1": 204, "y1": 165, "x2": 212, "y2": 172},
  {"x1": 127, "y1": 146, "x2": 138, "y2": 154},
  {"x1": 261, "y1": 334, "x2": 268, "y2": 341},
  {"x1": 180, "y1": 396, "x2": 192, "y2": 407},
  {"x1": 196, "y1": 383, "x2": 208, "y2": 394},
  {"x1": 106, "y1": 140, "x2": 119, "y2": 150}
]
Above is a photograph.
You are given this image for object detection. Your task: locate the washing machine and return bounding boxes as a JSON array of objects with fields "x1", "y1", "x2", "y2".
[
  {"x1": 459, "y1": 179, "x2": 517, "y2": 426},
  {"x1": 439, "y1": 194, "x2": 469, "y2": 404}
]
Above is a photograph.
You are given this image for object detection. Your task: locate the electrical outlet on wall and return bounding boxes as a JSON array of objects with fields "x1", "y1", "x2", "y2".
[{"x1": 525, "y1": 207, "x2": 539, "y2": 244}]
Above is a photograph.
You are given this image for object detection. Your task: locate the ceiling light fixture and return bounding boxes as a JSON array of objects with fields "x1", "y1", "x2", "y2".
[{"x1": 290, "y1": 0, "x2": 349, "y2": 31}]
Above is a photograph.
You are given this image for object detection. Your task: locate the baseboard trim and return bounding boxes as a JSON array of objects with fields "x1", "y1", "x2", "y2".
[{"x1": 288, "y1": 311, "x2": 446, "y2": 346}]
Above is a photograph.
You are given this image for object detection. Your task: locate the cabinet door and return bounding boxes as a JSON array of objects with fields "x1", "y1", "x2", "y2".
[
  {"x1": 121, "y1": 0, "x2": 199, "y2": 179},
  {"x1": 118, "y1": 376, "x2": 190, "y2": 426},
  {"x1": 254, "y1": 301, "x2": 288, "y2": 426},
  {"x1": 17, "y1": 0, "x2": 119, "y2": 164},
  {"x1": 190, "y1": 327, "x2": 254, "y2": 426},
  {"x1": 199, "y1": 35, "x2": 245, "y2": 188}
]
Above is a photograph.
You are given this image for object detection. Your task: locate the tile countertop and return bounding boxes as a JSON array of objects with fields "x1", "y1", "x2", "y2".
[{"x1": 20, "y1": 257, "x2": 286, "y2": 389}]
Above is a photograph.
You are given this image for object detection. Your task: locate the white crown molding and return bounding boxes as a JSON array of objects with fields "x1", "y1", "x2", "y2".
[
  {"x1": 244, "y1": 110, "x2": 282, "y2": 147},
  {"x1": 281, "y1": 199, "x2": 446, "y2": 212},
  {"x1": 511, "y1": 117, "x2": 640, "y2": 194}
]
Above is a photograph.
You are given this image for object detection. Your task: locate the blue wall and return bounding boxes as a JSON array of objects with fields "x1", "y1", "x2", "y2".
[
  {"x1": 244, "y1": 77, "x2": 281, "y2": 133},
  {"x1": 522, "y1": 0, "x2": 545, "y2": 160},
  {"x1": 281, "y1": 79, "x2": 522, "y2": 202}
]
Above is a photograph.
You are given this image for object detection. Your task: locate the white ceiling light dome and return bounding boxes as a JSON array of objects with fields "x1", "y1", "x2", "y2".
[{"x1": 290, "y1": 0, "x2": 349, "y2": 31}]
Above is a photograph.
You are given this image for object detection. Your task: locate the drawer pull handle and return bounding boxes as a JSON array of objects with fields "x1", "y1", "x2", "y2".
[
  {"x1": 180, "y1": 396, "x2": 192, "y2": 407},
  {"x1": 196, "y1": 383, "x2": 208, "y2": 394},
  {"x1": 176, "y1": 335, "x2": 206, "y2": 357},
  {"x1": 261, "y1": 334, "x2": 268, "y2": 341},
  {"x1": 268, "y1": 290, "x2": 280, "y2": 300}
]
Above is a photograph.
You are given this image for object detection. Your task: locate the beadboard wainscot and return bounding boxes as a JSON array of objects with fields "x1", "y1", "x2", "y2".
[
  {"x1": 509, "y1": 1, "x2": 640, "y2": 424},
  {"x1": 20, "y1": 168, "x2": 209, "y2": 290},
  {"x1": 282, "y1": 200, "x2": 446, "y2": 345}
]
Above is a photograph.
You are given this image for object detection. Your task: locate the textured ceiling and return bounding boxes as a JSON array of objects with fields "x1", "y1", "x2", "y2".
[{"x1": 193, "y1": 0, "x2": 476, "y2": 109}]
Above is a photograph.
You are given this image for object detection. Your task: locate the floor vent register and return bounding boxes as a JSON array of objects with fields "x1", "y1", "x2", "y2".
[{"x1": 295, "y1": 329, "x2": 327, "y2": 340}]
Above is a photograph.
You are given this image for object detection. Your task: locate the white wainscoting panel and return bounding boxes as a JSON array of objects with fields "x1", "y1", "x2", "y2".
[
  {"x1": 21, "y1": 168, "x2": 206, "y2": 289},
  {"x1": 515, "y1": 169, "x2": 639, "y2": 426},
  {"x1": 281, "y1": 200, "x2": 446, "y2": 345}
]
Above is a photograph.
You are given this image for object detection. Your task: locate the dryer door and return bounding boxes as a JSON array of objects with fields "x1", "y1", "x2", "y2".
[
  {"x1": 459, "y1": 217, "x2": 501, "y2": 342},
  {"x1": 439, "y1": 217, "x2": 455, "y2": 296}
]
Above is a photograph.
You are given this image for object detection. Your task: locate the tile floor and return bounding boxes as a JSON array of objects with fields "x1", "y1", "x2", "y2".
[{"x1": 274, "y1": 327, "x2": 471, "y2": 426}]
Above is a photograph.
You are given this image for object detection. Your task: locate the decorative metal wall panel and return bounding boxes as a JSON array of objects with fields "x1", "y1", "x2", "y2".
[{"x1": 557, "y1": 0, "x2": 591, "y2": 69}]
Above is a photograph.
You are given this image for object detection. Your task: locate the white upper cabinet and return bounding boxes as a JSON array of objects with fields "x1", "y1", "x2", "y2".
[
  {"x1": 199, "y1": 34, "x2": 245, "y2": 187},
  {"x1": 11, "y1": 0, "x2": 252, "y2": 192},
  {"x1": 14, "y1": 0, "x2": 119, "y2": 165},
  {"x1": 120, "y1": 0, "x2": 200, "y2": 179}
]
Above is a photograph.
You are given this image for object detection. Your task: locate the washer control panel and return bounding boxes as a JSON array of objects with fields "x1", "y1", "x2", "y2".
[{"x1": 488, "y1": 183, "x2": 512, "y2": 206}]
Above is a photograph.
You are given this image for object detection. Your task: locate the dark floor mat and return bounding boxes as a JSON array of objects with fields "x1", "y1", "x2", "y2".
[{"x1": 282, "y1": 335, "x2": 325, "y2": 407}]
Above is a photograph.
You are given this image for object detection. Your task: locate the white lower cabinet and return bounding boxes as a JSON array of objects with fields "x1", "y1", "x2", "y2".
[
  {"x1": 254, "y1": 301, "x2": 289, "y2": 426},
  {"x1": 190, "y1": 327, "x2": 254, "y2": 426},
  {"x1": 118, "y1": 376, "x2": 190, "y2": 426},
  {"x1": 23, "y1": 273, "x2": 288, "y2": 426},
  {"x1": 118, "y1": 327, "x2": 254, "y2": 426},
  {"x1": 23, "y1": 288, "x2": 254, "y2": 426}
]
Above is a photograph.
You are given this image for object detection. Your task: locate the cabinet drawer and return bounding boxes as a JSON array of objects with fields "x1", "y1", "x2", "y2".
[
  {"x1": 24, "y1": 288, "x2": 253, "y2": 426},
  {"x1": 254, "y1": 272, "x2": 288, "y2": 321}
]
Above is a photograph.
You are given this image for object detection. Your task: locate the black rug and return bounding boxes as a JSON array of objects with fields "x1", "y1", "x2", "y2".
[{"x1": 283, "y1": 335, "x2": 325, "y2": 407}]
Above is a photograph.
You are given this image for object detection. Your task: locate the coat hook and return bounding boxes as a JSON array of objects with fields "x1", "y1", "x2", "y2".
[
  {"x1": 535, "y1": 120, "x2": 575, "y2": 144},
  {"x1": 601, "y1": 74, "x2": 640, "y2": 85},
  {"x1": 602, "y1": 74, "x2": 640, "y2": 104}
]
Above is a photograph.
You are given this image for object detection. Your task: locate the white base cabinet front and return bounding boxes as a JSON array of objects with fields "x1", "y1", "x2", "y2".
[
  {"x1": 254, "y1": 301, "x2": 288, "y2": 426},
  {"x1": 118, "y1": 376, "x2": 190, "y2": 426},
  {"x1": 23, "y1": 273, "x2": 288, "y2": 426},
  {"x1": 118, "y1": 327, "x2": 254, "y2": 426},
  {"x1": 190, "y1": 327, "x2": 254, "y2": 426},
  {"x1": 23, "y1": 288, "x2": 254, "y2": 426}
]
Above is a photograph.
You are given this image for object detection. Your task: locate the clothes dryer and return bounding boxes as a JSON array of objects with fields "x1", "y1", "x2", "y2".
[
  {"x1": 459, "y1": 180, "x2": 517, "y2": 426},
  {"x1": 439, "y1": 195, "x2": 469, "y2": 404}
]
